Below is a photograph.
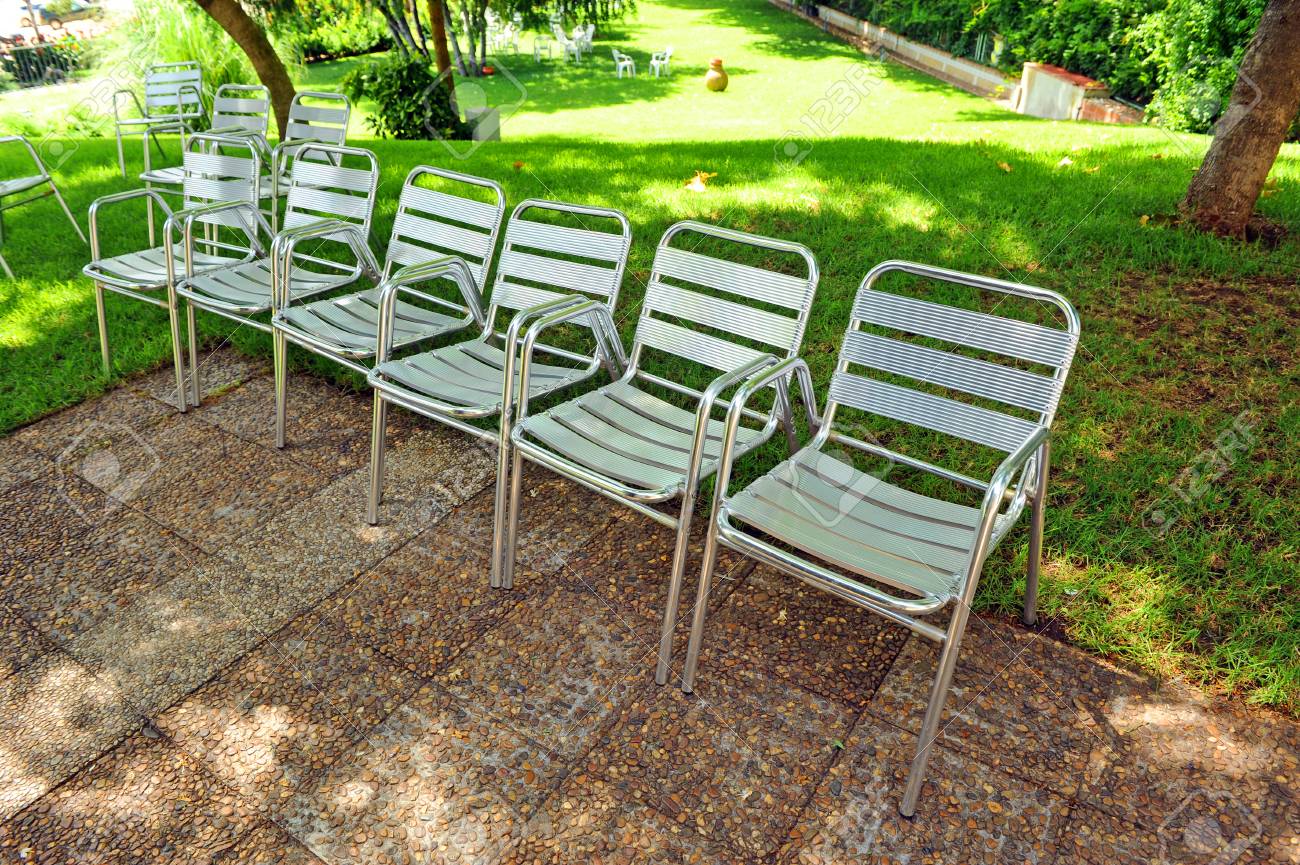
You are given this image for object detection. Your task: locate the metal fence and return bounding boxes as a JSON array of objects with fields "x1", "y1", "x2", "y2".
[{"x1": 0, "y1": 37, "x2": 90, "y2": 88}]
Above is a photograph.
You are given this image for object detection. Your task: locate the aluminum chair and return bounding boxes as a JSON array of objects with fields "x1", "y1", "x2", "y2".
[
  {"x1": 650, "y1": 46, "x2": 673, "y2": 77},
  {"x1": 0, "y1": 134, "x2": 86, "y2": 278},
  {"x1": 271, "y1": 166, "x2": 507, "y2": 449},
  {"x1": 113, "y1": 61, "x2": 204, "y2": 177},
  {"x1": 174, "y1": 143, "x2": 379, "y2": 409},
  {"x1": 612, "y1": 49, "x2": 635, "y2": 78},
  {"x1": 85, "y1": 133, "x2": 265, "y2": 411},
  {"x1": 365, "y1": 199, "x2": 632, "y2": 527},
  {"x1": 682, "y1": 260, "x2": 1081, "y2": 816},
  {"x1": 501, "y1": 222, "x2": 820, "y2": 684},
  {"x1": 139, "y1": 84, "x2": 272, "y2": 241}
]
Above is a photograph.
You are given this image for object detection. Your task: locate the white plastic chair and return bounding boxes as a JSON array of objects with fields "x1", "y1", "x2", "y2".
[
  {"x1": 682, "y1": 260, "x2": 1080, "y2": 816},
  {"x1": 0, "y1": 134, "x2": 85, "y2": 278},
  {"x1": 552, "y1": 24, "x2": 582, "y2": 62},
  {"x1": 499, "y1": 222, "x2": 820, "y2": 685},
  {"x1": 650, "y1": 46, "x2": 673, "y2": 77},
  {"x1": 612, "y1": 49, "x2": 635, "y2": 78},
  {"x1": 271, "y1": 166, "x2": 507, "y2": 449},
  {"x1": 533, "y1": 35, "x2": 552, "y2": 62}
]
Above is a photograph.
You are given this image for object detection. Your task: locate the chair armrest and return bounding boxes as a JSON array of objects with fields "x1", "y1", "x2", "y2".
[
  {"x1": 0, "y1": 134, "x2": 47, "y2": 177},
  {"x1": 269, "y1": 217, "x2": 380, "y2": 311},
  {"x1": 976, "y1": 426, "x2": 1051, "y2": 527},
  {"x1": 111, "y1": 88, "x2": 145, "y2": 123},
  {"x1": 165, "y1": 200, "x2": 266, "y2": 279},
  {"x1": 506, "y1": 296, "x2": 627, "y2": 429},
  {"x1": 372, "y1": 256, "x2": 486, "y2": 363},
  {"x1": 88, "y1": 188, "x2": 176, "y2": 259},
  {"x1": 708, "y1": 356, "x2": 819, "y2": 510}
]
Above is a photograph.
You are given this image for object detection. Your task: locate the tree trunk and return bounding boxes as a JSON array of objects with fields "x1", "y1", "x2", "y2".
[
  {"x1": 1182, "y1": 0, "x2": 1300, "y2": 237},
  {"x1": 445, "y1": 7, "x2": 468, "y2": 76},
  {"x1": 193, "y1": 0, "x2": 296, "y2": 136},
  {"x1": 428, "y1": 0, "x2": 453, "y2": 76},
  {"x1": 409, "y1": 0, "x2": 429, "y2": 57}
]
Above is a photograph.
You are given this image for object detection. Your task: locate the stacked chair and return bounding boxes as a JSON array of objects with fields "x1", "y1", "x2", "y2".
[{"x1": 85, "y1": 141, "x2": 1081, "y2": 817}]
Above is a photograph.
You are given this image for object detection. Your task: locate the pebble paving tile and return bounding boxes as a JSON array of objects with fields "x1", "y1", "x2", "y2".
[
  {"x1": 3, "y1": 353, "x2": 1299, "y2": 865},
  {"x1": 107, "y1": 418, "x2": 330, "y2": 553},
  {"x1": 437, "y1": 584, "x2": 658, "y2": 762},
  {"x1": 0, "y1": 604, "x2": 50, "y2": 683},
  {"x1": 588, "y1": 659, "x2": 856, "y2": 859},
  {"x1": 0, "y1": 732, "x2": 263, "y2": 864},
  {"x1": 157, "y1": 614, "x2": 420, "y2": 821},
  {"x1": 10, "y1": 388, "x2": 172, "y2": 460},
  {"x1": 780, "y1": 714, "x2": 1064, "y2": 865},
  {"x1": 0, "y1": 652, "x2": 137, "y2": 821},
  {"x1": 869, "y1": 620, "x2": 1117, "y2": 800},
  {"x1": 501, "y1": 772, "x2": 759, "y2": 865},
  {"x1": 0, "y1": 440, "x2": 47, "y2": 495},
  {"x1": 63, "y1": 562, "x2": 272, "y2": 717},
  {"x1": 136, "y1": 347, "x2": 269, "y2": 409},
  {"x1": 280, "y1": 684, "x2": 566, "y2": 865},
  {"x1": 701, "y1": 563, "x2": 911, "y2": 709},
  {"x1": 3, "y1": 508, "x2": 205, "y2": 644}
]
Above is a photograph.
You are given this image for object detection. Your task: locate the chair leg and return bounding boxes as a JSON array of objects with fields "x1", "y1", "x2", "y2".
[
  {"x1": 115, "y1": 127, "x2": 126, "y2": 177},
  {"x1": 0, "y1": 252, "x2": 11, "y2": 280},
  {"x1": 50, "y1": 182, "x2": 87, "y2": 244},
  {"x1": 1024, "y1": 439, "x2": 1050, "y2": 626},
  {"x1": 498, "y1": 444, "x2": 526, "y2": 590},
  {"x1": 655, "y1": 489, "x2": 698, "y2": 686},
  {"x1": 165, "y1": 292, "x2": 187, "y2": 413},
  {"x1": 94, "y1": 282, "x2": 111, "y2": 373},
  {"x1": 185, "y1": 303, "x2": 200, "y2": 407},
  {"x1": 273, "y1": 330, "x2": 288, "y2": 449},
  {"x1": 681, "y1": 511, "x2": 723, "y2": 693},
  {"x1": 899, "y1": 608, "x2": 971, "y2": 817},
  {"x1": 366, "y1": 390, "x2": 388, "y2": 525}
]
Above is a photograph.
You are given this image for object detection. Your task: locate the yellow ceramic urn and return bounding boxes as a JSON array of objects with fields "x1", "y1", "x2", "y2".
[{"x1": 705, "y1": 58, "x2": 728, "y2": 92}]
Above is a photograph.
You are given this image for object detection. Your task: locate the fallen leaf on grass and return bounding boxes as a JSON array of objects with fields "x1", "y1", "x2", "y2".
[
  {"x1": 685, "y1": 170, "x2": 717, "y2": 192},
  {"x1": 997, "y1": 161, "x2": 1013, "y2": 173},
  {"x1": 1056, "y1": 156, "x2": 1074, "y2": 168},
  {"x1": 1084, "y1": 166, "x2": 1100, "y2": 174}
]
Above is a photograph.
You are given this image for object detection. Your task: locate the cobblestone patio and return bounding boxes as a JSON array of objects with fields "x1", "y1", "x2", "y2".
[{"x1": 1, "y1": 349, "x2": 1296, "y2": 864}]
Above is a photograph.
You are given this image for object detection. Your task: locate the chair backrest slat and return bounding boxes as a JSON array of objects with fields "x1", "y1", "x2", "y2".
[
  {"x1": 487, "y1": 199, "x2": 631, "y2": 321},
  {"x1": 853, "y1": 289, "x2": 1075, "y2": 368},
  {"x1": 212, "y1": 84, "x2": 270, "y2": 136},
  {"x1": 178, "y1": 133, "x2": 261, "y2": 232},
  {"x1": 828, "y1": 260, "x2": 1080, "y2": 467},
  {"x1": 281, "y1": 144, "x2": 379, "y2": 238},
  {"x1": 842, "y1": 330, "x2": 1062, "y2": 415},
  {"x1": 143, "y1": 63, "x2": 203, "y2": 115},
  {"x1": 632, "y1": 220, "x2": 818, "y2": 382},
  {"x1": 383, "y1": 166, "x2": 506, "y2": 290},
  {"x1": 284, "y1": 92, "x2": 351, "y2": 147}
]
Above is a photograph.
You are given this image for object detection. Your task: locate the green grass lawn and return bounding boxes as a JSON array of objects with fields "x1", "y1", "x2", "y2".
[{"x1": 1, "y1": 0, "x2": 1297, "y2": 713}]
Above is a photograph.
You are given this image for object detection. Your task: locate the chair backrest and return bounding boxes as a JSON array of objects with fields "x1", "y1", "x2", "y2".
[
  {"x1": 284, "y1": 91, "x2": 351, "y2": 147},
  {"x1": 631, "y1": 221, "x2": 819, "y2": 410},
  {"x1": 281, "y1": 143, "x2": 379, "y2": 244},
  {"x1": 825, "y1": 260, "x2": 1079, "y2": 474},
  {"x1": 383, "y1": 165, "x2": 506, "y2": 291},
  {"x1": 143, "y1": 61, "x2": 203, "y2": 120},
  {"x1": 211, "y1": 83, "x2": 270, "y2": 136},
  {"x1": 487, "y1": 199, "x2": 631, "y2": 332},
  {"x1": 178, "y1": 132, "x2": 262, "y2": 234}
]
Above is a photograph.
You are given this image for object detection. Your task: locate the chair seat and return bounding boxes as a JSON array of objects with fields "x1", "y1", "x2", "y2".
[
  {"x1": 177, "y1": 258, "x2": 353, "y2": 315},
  {"x1": 372, "y1": 339, "x2": 591, "y2": 416},
  {"x1": 513, "y1": 380, "x2": 769, "y2": 498},
  {"x1": 139, "y1": 165, "x2": 279, "y2": 199},
  {"x1": 275, "y1": 287, "x2": 467, "y2": 359},
  {"x1": 83, "y1": 245, "x2": 244, "y2": 291},
  {"x1": 723, "y1": 447, "x2": 997, "y2": 602},
  {"x1": 0, "y1": 175, "x2": 48, "y2": 198}
]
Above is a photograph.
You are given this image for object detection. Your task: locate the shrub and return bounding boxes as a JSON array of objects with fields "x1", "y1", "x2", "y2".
[{"x1": 341, "y1": 52, "x2": 468, "y2": 140}]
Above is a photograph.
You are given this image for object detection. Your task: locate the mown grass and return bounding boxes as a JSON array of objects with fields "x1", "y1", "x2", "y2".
[{"x1": 1, "y1": 0, "x2": 1296, "y2": 712}]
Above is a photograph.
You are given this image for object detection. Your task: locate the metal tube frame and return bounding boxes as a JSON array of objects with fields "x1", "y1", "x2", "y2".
[{"x1": 0, "y1": 134, "x2": 85, "y2": 279}]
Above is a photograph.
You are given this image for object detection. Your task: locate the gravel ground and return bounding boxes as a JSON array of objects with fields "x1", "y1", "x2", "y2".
[{"x1": 0, "y1": 349, "x2": 1296, "y2": 864}]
